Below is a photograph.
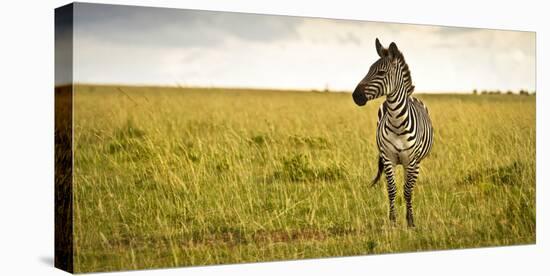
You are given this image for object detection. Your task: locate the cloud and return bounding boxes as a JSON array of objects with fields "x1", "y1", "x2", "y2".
[
  {"x1": 338, "y1": 32, "x2": 362, "y2": 46},
  {"x1": 74, "y1": 2, "x2": 304, "y2": 48},
  {"x1": 436, "y1": 26, "x2": 484, "y2": 36},
  {"x1": 72, "y1": 3, "x2": 536, "y2": 92}
]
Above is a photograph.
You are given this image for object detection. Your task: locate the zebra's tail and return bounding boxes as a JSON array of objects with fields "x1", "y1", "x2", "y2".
[{"x1": 369, "y1": 156, "x2": 384, "y2": 187}]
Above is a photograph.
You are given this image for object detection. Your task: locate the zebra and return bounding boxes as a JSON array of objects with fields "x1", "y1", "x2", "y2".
[{"x1": 352, "y1": 38, "x2": 434, "y2": 227}]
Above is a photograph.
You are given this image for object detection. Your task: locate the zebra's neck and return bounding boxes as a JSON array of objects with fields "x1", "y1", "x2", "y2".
[
  {"x1": 385, "y1": 86, "x2": 410, "y2": 130},
  {"x1": 385, "y1": 58, "x2": 414, "y2": 131}
]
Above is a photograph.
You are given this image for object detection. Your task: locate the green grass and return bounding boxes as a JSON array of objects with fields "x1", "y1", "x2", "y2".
[{"x1": 71, "y1": 85, "x2": 535, "y2": 272}]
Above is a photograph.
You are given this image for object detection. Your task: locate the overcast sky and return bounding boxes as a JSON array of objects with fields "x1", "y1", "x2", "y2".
[{"x1": 64, "y1": 3, "x2": 536, "y2": 92}]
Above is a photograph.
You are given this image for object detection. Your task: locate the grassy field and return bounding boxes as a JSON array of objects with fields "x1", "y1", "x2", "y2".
[{"x1": 71, "y1": 85, "x2": 535, "y2": 272}]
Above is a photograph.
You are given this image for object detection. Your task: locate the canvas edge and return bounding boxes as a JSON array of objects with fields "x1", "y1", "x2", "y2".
[{"x1": 54, "y1": 2, "x2": 75, "y2": 273}]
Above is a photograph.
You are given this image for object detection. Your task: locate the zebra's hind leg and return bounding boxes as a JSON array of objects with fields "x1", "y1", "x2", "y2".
[
  {"x1": 382, "y1": 158, "x2": 397, "y2": 223},
  {"x1": 405, "y1": 162, "x2": 420, "y2": 227}
]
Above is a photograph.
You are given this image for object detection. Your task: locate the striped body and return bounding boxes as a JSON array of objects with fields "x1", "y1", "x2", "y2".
[
  {"x1": 377, "y1": 97, "x2": 433, "y2": 167},
  {"x1": 352, "y1": 39, "x2": 434, "y2": 227}
]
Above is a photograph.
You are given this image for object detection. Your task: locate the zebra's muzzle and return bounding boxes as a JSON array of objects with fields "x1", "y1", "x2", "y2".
[{"x1": 352, "y1": 87, "x2": 367, "y2": 106}]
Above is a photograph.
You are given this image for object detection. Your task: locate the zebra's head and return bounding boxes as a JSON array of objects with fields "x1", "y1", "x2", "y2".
[{"x1": 352, "y1": 38, "x2": 409, "y2": 106}]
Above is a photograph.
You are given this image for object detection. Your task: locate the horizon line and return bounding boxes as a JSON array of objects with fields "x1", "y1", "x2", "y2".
[{"x1": 55, "y1": 82, "x2": 536, "y2": 94}]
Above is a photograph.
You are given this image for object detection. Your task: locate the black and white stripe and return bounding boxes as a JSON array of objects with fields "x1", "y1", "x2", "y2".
[{"x1": 352, "y1": 38, "x2": 434, "y2": 227}]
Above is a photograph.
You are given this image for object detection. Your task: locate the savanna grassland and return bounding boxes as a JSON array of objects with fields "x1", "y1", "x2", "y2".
[{"x1": 71, "y1": 85, "x2": 535, "y2": 272}]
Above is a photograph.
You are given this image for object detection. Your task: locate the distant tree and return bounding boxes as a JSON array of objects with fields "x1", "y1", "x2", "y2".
[
  {"x1": 324, "y1": 83, "x2": 330, "y2": 93},
  {"x1": 506, "y1": 90, "x2": 513, "y2": 95},
  {"x1": 473, "y1": 89, "x2": 478, "y2": 95},
  {"x1": 481, "y1": 90, "x2": 488, "y2": 95}
]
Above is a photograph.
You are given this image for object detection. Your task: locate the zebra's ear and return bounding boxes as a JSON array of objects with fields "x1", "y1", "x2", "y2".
[
  {"x1": 375, "y1": 38, "x2": 387, "y2": 58},
  {"x1": 388, "y1": 42, "x2": 400, "y2": 59}
]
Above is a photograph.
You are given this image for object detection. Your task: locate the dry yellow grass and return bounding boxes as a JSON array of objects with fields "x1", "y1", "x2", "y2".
[{"x1": 70, "y1": 85, "x2": 535, "y2": 272}]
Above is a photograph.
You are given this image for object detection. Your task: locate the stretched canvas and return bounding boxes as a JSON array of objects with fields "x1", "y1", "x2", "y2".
[{"x1": 55, "y1": 2, "x2": 536, "y2": 273}]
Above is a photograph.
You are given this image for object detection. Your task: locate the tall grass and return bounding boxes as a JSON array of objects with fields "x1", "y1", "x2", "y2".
[{"x1": 71, "y1": 85, "x2": 535, "y2": 272}]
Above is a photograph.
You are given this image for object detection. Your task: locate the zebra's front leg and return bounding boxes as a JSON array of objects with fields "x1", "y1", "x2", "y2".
[
  {"x1": 383, "y1": 159, "x2": 397, "y2": 223},
  {"x1": 404, "y1": 162, "x2": 420, "y2": 227}
]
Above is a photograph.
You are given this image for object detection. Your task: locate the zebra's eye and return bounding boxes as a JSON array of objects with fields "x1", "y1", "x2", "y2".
[{"x1": 376, "y1": 70, "x2": 386, "y2": 76}]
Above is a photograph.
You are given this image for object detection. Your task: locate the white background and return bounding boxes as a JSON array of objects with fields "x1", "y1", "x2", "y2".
[{"x1": 0, "y1": 0, "x2": 547, "y2": 275}]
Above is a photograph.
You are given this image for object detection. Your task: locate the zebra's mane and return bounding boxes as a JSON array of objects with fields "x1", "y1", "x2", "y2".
[{"x1": 395, "y1": 52, "x2": 415, "y2": 97}]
